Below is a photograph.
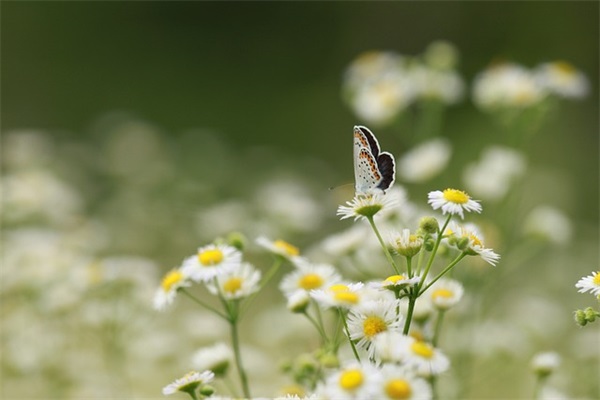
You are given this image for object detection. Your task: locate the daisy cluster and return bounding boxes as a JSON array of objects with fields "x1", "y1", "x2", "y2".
[{"x1": 573, "y1": 271, "x2": 600, "y2": 327}]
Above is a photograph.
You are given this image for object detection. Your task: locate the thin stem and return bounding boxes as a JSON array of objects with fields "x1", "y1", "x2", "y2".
[
  {"x1": 240, "y1": 258, "x2": 282, "y2": 319},
  {"x1": 180, "y1": 288, "x2": 228, "y2": 319},
  {"x1": 415, "y1": 236, "x2": 428, "y2": 276},
  {"x1": 313, "y1": 302, "x2": 329, "y2": 343},
  {"x1": 421, "y1": 252, "x2": 467, "y2": 295},
  {"x1": 302, "y1": 310, "x2": 329, "y2": 344},
  {"x1": 533, "y1": 375, "x2": 548, "y2": 400},
  {"x1": 417, "y1": 215, "x2": 452, "y2": 293},
  {"x1": 403, "y1": 289, "x2": 417, "y2": 335},
  {"x1": 230, "y1": 317, "x2": 251, "y2": 399},
  {"x1": 432, "y1": 310, "x2": 446, "y2": 347},
  {"x1": 183, "y1": 388, "x2": 199, "y2": 400},
  {"x1": 339, "y1": 308, "x2": 361, "y2": 363},
  {"x1": 367, "y1": 215, "x2": 400, "y2": 274},
  {"x1": 406, "y1": 256, "x2": 413, "y2": 277}
]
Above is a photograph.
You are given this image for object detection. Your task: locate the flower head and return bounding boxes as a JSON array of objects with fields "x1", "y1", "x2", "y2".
[
  {"x1": 205, "y1": 262, "x2": 261, "y2": 300},
  {"x1": 338, "y1": 192, "x2": 397, "y2": 221},
  {"x1": 448, "y1": 223, "x2": 500, "y2": 266},
  {"x1": 371, "y1": 274, "x2": 421, "y2": 292},
  {"x1": 534, "y1": 61, "x2": 589, "y2": 99},
  {"x1": 531, "y1": 352, "x2": 561, "y2": 378},
  {"x1": 319, "y1": 362, "x2": 383, "y2": 400},
  {"x1": 389, "y1": 229, "x2": 424, "y2": 258},
  {"x1": 280, "y1": 261, "x2": 342, "y2": 297},
  {"x1": 428, "y1": 189, "x2": 481, "y2": 219},
  {"x1": 575, "y1": 271, "x2": 600, "y2": 297},
  {"x1": 346, "y1": 298, "x2": 403, "y2": 357},
  {"x1": 397, "y1": 138, "x2": 452, "y2": 183},
  {"x1": 192, "y1": 342, "x2": 233, "y2": 377},
  {"x1": 181, "y1": 244, "x2": 242, "y2": 283},
  {"x1": 428, "y1": 279, "x2": 464, "y2": 311},
  {"x1": 310, "y1": 282, "x2": 365, "y2": 310},
  {"x1": 153, "y1": 268, "x2": 191, "y2": 311},
  {"x1": 378, "y1": 364, "x2": 433, "y2": 400},
  {"x1": 256, "y1": 236, "x2": 304, "y2": 263},
  {"x1": 162, "y1": 370, "x2": 215, "y2": 396}
]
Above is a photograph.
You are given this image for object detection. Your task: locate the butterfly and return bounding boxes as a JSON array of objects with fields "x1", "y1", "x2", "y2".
[{"x1": 353, "y1": 125, "x2": 396, "y2": 195}]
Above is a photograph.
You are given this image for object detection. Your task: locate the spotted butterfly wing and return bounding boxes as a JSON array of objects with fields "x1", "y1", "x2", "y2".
[{"x1": 353, "y1": 125, "x2": 396, "y2": 195}]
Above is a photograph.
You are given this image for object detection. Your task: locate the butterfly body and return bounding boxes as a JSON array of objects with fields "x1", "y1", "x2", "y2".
[{"x1": 353, "y1": 125, "x2": 395, "y2": 195}]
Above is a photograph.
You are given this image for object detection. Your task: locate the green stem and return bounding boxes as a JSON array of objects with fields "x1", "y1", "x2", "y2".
[
  {"x1": 313, "y1": 302, "x2": 329, "y2": 343},
  {"x1": 415, "y1": 237, "x2": 428, "y2": 276},
  {"x1": 180, "y1": 288, "x2": 227, "y2": 319},
  {"x1": 432, "y1": 310, "x2": 446, "y2": 347},
  {"x1": 302, "y1": 310, "x2": 329, "y2": 344},
  {"x1": 183, "y1": 388, "x2": 200, "y2": 400},
  {"x1": 420, "y1": 252, "x2": 467, "y2": 295},
  {"x1": 403, "y1": 289, "x2": 417, "y2": 335},
  {"x1": 417, "y1": 215, "x2": 452, "y2": 293},
  {"x1": 339, "y1": 309, "x2": 361, "y2": 363},
  {"x1": 533, "y1": 375, "x2": 548, "y2": 400},
  {"x1": 240, "y1": 258, "x2": 282, "y2": 319},
  {"x1": 367, "y1": 216, "x2": 400, "y2": 274},
  {"x1": 406, "y1": 256, "x2": 413, "y2": 278},
  {"x1": 229, "y1": 317, "x2": 251, "y2": 399}
]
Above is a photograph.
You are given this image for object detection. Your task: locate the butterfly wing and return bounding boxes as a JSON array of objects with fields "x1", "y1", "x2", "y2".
[{"x1": 353, "y1": 125, "x2": 395, "y2": 194}]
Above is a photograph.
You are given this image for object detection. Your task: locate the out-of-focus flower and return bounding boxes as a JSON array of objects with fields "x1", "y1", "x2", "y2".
[
  {"x1": 279, "y1": 261, "x2": 341, "y2": 297},
  {"x1": 162, "y1": 370, "x2": 215, "y2": 396},
  {"x1": 256, "y1": 236, "x2": 303, "y2": 263},
  {"x1": 153, "y1": 268, "x2": 191, "y2": 311},
  {"x1": 411, "y1": 65, "x2": 464, "y2": 104},
  {"x1": 575, "y1": 271, "x2": 600, "y2": 297},
  {"x1": 463, "y1": 146, "x2": 527, "y2": 201},
  {"x1": 191, "y1": 342, "x2": 233, "y2": 377},
  {"x1": 370, "y1": 274, "x2": 421, "y2": 292},
  {"x1": 523, "y1": 205, "x2": 572, "y2": 245},
  {"x1": 423, "y1": 40, "x2": 459, "y2": 70},
  {"x1": 181, "y1": 244, "x2": 242, "y2": 282},
  {"x1": 398, "y1": 138, "x2": 452, "y2": 183},
  {"x1": 531, "y1": 352, "x2": 561, "y2": 378},
  {"x1": 534, "y1": 61, "x2": 589, "y2": 99},
  {"x1": 473, "y1": 63, "x2": 545, "y2": 110},
  {"x1": 310, "y1": 283, "x2": 365, "y2": 310},
  {"x1": 206, "y1": 262, "x2": 261, "y2": 300},
  {"x1": 378, "y1": 364, "x2": 433, "y2": 400},
  {"x1": 428, "y1": 279, "x2": 464, "y2": 310},
  {"x1": 344, "y1": 51, "x2": 417, "y2": 126},
  {"x1": 318, "y1": 362, "x2": 383, "y2": 400},
  {"x1": 428, "y1": 188, "x2": 482, "y2": 219}
]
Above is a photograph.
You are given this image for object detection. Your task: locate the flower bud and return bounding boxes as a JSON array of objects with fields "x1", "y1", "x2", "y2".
[
  {"x1": 199, "y1": 385, "x2": 215, "y2": 397},
  {"x1": 227, "y1": 232, "x2": 247, "y2": 251},
  {"x1": 420, "y1": 216, "x2": 439, "y2": 234},
  {"x1": 287, "y1": 291, "x2": 310, "y2": 313}
]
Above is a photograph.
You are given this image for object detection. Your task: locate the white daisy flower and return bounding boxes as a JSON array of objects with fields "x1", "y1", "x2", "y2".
[
  {"x1": 310, "y1": 282, "x2": 365, "y2": 310},
  {"x1": 428, "y1": 279, "x2": 464, "y2": 311},
  {"x1": 452, "y1": 224, "x2": 500, "y2": 266},
  {"x1": 337, "y1": 192, "x2": 398, "y2": 221},
  {"x1": 428, "y1": 188, "x2": 481, "y2": 219},
  {"x1": 531, "y1": 352, "x2": 561, "y2": 377},
  {"x1": 191, "y1": 342, "x2": 233, "y2": 377},
  {"x1": 472, "y1": 62, "x2": 545, "y2": 110},
  {"x1": 181, "y1": 244, "x2": 242, "y2": 283},
  {"x1": 256, "y1": 236, "x2": 304, "y2": 263},
  {"x1": 389, "y1": 229, "x2": 424, "y2": 258},
  {"x1": 153, "y1": 268, "x2": 191, "y2": 311},
  {"x1": 378, "y1": 364, "x2": 432, "y2": 400},
  {"x1": 395, "y1": 334, "x2": 449, "y2": 377},
  {"x1": 280, "y1": 261, "x2": 342, "y2": 297},
  {"x1": 205, "y1": 262, "x2": 261, "y2": 300},
  {"x1": 411, "y1": 64, "x2": 464, "y2": 104},
  {"x1": 319, "y1": 362, "x2": 383, "y2": 400},
  {"x1": 346, "y1": 298, "x2": 403, "y2": 357},
  {"x1": 575, "y1": 271, "x2": 600, "y2": 297},
  {"x1": 398, "y1": 138, "x2": 452, "y2": 183},
  {"x1": 162, "y1": 370, "x2": 215, "y2": 396},
  {"x1": 286, "y1": 290, "x2": 311, "y2": 313},
  {"x1": 370, "y1": 274, "x2": 421, "y2": 292},
  {"x1": 534, "y1": 61, "x2": 589, "y2": 99},
  {"x1": 523, "y1": 205, "x2": 572, "y2": 245}
]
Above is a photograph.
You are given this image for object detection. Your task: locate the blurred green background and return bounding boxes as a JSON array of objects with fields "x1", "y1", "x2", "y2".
[{"x1": 2, "y1": 2, "x2": 599, "y2": 399}]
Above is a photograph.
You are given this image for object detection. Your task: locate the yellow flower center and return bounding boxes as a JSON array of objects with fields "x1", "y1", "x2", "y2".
[
  {"x1": 223, "y1": 277, "x2": 243, "y2": 294},
  {"x1": 339, "y1": 369, "x2": 363, "y2": 391},
  {"x1": 198, "y1": 249, "x2": 224, "y2": 266},
  {"x1": 409, "y1": 330, "x2": 425, "y2": 342},
  {"x1": 161, "y1": 270, "x2": 184, "y2": 292},
  {"x1": 385, "y1": 275, "x2": 406, "y2": 284},
  {"x1": 330, "y1": 284, "x2": 350, "y2": 292},
  {"x1": 334, "y1": 291, "x2": 359, "y2": 304},
  {"x1": 553, "y1": 61, "x2": 575, "y2": 75},
  {"x1": 274, "y1": 240, "x2": 300, "y2": 257},
  {"x1": 468, "y1": 233, "x2": 482, "y2": 247},
  {"x1": 363, "y1": 316, "x2": 388, "y2": 338},
  {"x1": 385, "y1": 379, "x2": 412, "y2": 399},
  {"x1": 443, "y1": 188, "x2": 469, "y2": 204},
  {"x1": 593, "y1": 273, "x2": 600, "y2": 285},
  {"x1": 409, "y1": 234, "x2": 419, "y2": 244},
  {"x1": 299, "y1": 273, "x2": 324, "y2": 290},
  {"x1": 432, "y1": 288, "x2": 453, "y2": 300},
  {"x1": 411, "y1": 341, "x2": 434, "y2": 358}
]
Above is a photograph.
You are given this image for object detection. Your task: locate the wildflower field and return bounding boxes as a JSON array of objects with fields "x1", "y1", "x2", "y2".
[{"x1": 1, "y1": 2, "x2": 598, "y2": 400}]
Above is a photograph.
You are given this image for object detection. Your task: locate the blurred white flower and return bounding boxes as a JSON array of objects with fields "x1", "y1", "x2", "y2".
[
  {"x1": 191, "y1": 342, "x2": 233, "y2": 376},
  {"x1": 378, "y1": 364, "x2": 433, "y2": 400},
  {"x1": 473, "y1": 63, "x2": 545, "y2": 110},
  {"x1": 206, "y1": 262, "x2": 262, "y2": 300},
  {"x1": 346, "y1": 298, "x2": 402, "y2": 357},
  {"x1": 531, "y1": 352, "x2": 561, "y2": 377},
  {"x1": 534, "y1": 61, "x2": 589, "y2": 99},
  {"x1": 428, "y1": 279, "x2": 464, "y2": 311},
  {"x1": 319, "y1": 362, "x2": 383, "y2": 400},
  {"x1": 523, "y1": 205, "x2": 572, "y2": 245},
  {"x1": 463, "y1": 145, "x2": 527, "y2": 201},
  {"x1": 398, "y1": 138, "x2": 452, "y2": 183},
  {"x1": 575, "y1": 271, "x2": 600, "y2": 297},
  {"x1": 181, "y1": 244, "x2": 242, "y2": 283},
  {"x1": 153, "y1": 268, "x2": 191, "y2": 311},
  {"x1": 310, "y1": 282, "x2": 365, "y2": 310},
  {"x1": 280, "y1": 261, "x2": 341, "y2": 297},
  {"x1": 411, "y1": 65, "x2": 464, "y2": 104},
  {"x1": 162, "y1": 370, "x2": 214, "y2": 395}
]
